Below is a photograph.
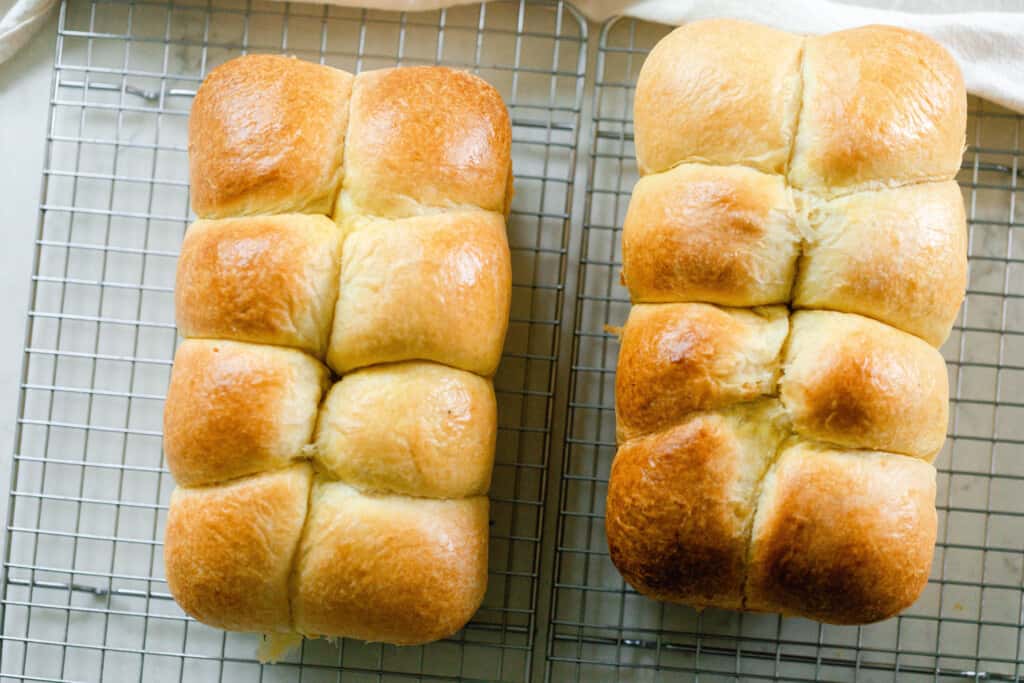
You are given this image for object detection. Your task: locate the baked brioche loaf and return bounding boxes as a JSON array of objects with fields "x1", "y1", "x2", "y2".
[
  {"x1": 164, "y1": 55, "x2": 512, "y2": 646},
  {"x1": 608, "y1": 20, "x2": 966, "y2": 624}
]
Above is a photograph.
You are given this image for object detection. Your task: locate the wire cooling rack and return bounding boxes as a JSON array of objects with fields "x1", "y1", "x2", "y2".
[
  {"x1": 548, "y1": 16, "x2": 1024, "y2": 683},
  {"x1": 0, "y1": 1, "x2": 586, "y2": 681}
]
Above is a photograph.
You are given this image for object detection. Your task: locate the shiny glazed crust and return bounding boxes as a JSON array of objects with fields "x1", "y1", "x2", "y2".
[
  {"x1": 164, "y1": 464, "x2": 313, "y2": 633},
  {"x1": 327, "y1": 211, "x2": 511, "y2": 376},
  {"x1": 340, "y1": 66, "x2": 513, "y2": 217},
  {"x1": 622, "y1": 164, "x2": 801, "y2": 307},
  {"x1": 292, "y1": 480, "x2": 489, "y2": 645},
  {"x1": 633, "y1": 19, "x2": 803, "y2": 176},
  {"x1": 314, "y1": 362, "x2": 497, "y2": 498},
  {"x1": 615, "y1": 303, "x2": 788, "y2": 442},
  {"x1": 790, "y1": 25, "x2": 967, "y2": 193},
  {"x1": 188, "y1": 55, "x2": 353, "y2": 218},
  {"x1": 746, "y1": 442, "x2": 937, "y2": 624},
  {"x1": 781, "y1": 311, "x2": 949, "y2": 461},
  {"x1": 606, "y1": 401, "x2": 789, "y2": 609},
  {"x1": 794, "y1": 181, "x2": 967, "y2": 346},
  {"x1": 176, "y1": 215, "x2": 343, "y2": 357},
  {"x1": 163, "y1": 340, "x2": 330, "y2": 487}
]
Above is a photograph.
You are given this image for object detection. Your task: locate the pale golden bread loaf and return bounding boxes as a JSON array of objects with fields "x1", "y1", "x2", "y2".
[
  {"x1": 794, "y1": 181, "x2": 967, "y2": 346},
  {"x1": 292, "y1": 479, "x2": 489, "y2": 645},
  {"x1": 606, "y1": 401, "x2": 790, "y2": 609},
  {"x1": 314, "y1": 362, "x2": 496, "y2": 498},
  {"x1": 780, "y1": 311, "x2": 949, "y2": 461},
  {"x1": 327, "y1": 211, "x2": 511, "y2": 376},
  {"x1": 163, "y1": 339, "x2": 330, "y2": 487},
  {"x1": 170, "y1": 59, "x2": 513, "y2": 648},
  {"x1": 176, "y1": 215, "x2": 343, "y2": 357},
  {"x1": 609, "y1": 19, "x2": 965, "y2": 625},
  {"x1": 188, "y1": 55, "x2": 353, "y2": 218},
  {"x1": 622, "y1": 164, "x2": 801, "y2": 307},
  {"x1": 615, "y1": 303, "x2": 788, "y2": 443},
  {"x1": 790, "y1": 25, "x2": 967, "y2": 193},
  {"x1": 339, "y1": 66, "x2": 512, "y2": 218},
  {"x1": 164, "y1": 464, "x2": 313, "y2": 633},
  {"x1": 633, "y1": 19, "x2": 802, "y2": 176},
  {"x1": 746, "y1": 442, "x2": 937, "y2": 624}
]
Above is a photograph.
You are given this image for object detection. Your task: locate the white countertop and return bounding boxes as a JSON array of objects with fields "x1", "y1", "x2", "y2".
[{"x1": 0, "y1": 3, "x2": 59, "y2": 565}]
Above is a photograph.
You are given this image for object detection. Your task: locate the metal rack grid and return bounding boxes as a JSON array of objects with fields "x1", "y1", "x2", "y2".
[
  {"x1": 0, "y1": 0, "x2": 587, "y2": 680},
  {"x1": 548, "y1": 16, "x2": 1024, "y2": 683}
]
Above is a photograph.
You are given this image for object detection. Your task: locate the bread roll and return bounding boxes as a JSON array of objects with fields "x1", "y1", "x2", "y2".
[
  {"x1": 606, "y1": 401, "x2": 790, "y2": 609},
  {"x1": 746, "y1": 441, "x2": 937, "y2": 624},
  {"x1": 615, "y1": 303, "x2": 788, "y2": 442},
  {"x1": 163, "y1": 339, "x2": 330, "y2": 487},
  {"x1": 339, "y1": 66, "x2": 512, "y2": 218},
  {"x1": 794, "y1": 181, "x2": 967, "y2": 346},
  {"x1": 790, "y1": 25, "x2": 966, "y2": 193},
  {"x1": 314, "y1": 362, "x2": 496, "y2": 498},
  {"x1": 188, "y1": 55, "x2": 353, "y2": 218},
  {"x1": 633, "y1": 19, "x2": 802, "y2": 176},
  {"x1": 622, "y1": 164, "x2": 800, "y2": 307},
  {"x1": 292, "y1": 479, "x2": 489, "y2": 645},
  {"x1": 176, "y1": 215, "x2": 343, "y2": 357},
  {"x1": 165, "y1": 464, "x2": 313, "y2": 633},
  {"x1": 780, "y1": 311, "x2": 949, "y2": 460},
  {"x1": 327, "y1": 211, "x2": 511, "y2": 376}
]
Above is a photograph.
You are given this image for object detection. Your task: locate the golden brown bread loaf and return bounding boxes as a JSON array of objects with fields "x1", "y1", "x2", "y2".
[
  {"x1": 164, "y1": 55, "x2": 512, "y2": 648},
  {"x1": 608, "y1": 19, "x2": 966, "y2": 625}
]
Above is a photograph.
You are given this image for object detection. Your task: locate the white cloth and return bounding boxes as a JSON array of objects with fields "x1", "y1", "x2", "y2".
[
  {"x1": 0, "y1": 0, "x2": 58, "y2": 63},
  {"x1": 3, "y1": 0, "x2": 1024, "y2": 112},
  {"x1": 577, "y1": 0, "x2": 1024, "y2": 113}
]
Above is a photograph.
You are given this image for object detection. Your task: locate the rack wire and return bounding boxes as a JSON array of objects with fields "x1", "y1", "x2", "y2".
[
  {"x1": 548, "y1": 16, "x2": 1024, "y2": 683},
  {"x1": 0, "y1": 0, "x2": 587, "y2": 680}
]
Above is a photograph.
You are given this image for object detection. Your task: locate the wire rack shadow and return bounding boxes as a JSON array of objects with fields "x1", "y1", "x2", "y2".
[
  {"x1": 0, "y1": 0, "x2": 587, "y2": 680},
  {"x1": 548, "y1": 16, "x2": 1024, "y2": 683}
]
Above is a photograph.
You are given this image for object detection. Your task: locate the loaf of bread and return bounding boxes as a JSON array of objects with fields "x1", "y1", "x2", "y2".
[
  {"x1": 608, "y1": 20, "x2": 966, "y2": 624},
  {"x1": 164, "y1": 55, "x2": 512, "y2": 647}
]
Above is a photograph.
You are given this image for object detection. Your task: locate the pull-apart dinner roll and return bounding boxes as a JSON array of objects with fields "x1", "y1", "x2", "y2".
[
  {"x1": 339, "y1": 65, "x2": 512, "y2": 218},
  {"x1": 176, "y1": 215, "x2": 342, "y2": 357},
  {"x1": 164, "y1": 464, "x2": 313, "y2": 633},
  {"x1": 188, "y1": 55, "x2": 353, "y2": 218},
  {"x1": 633, "y1": 19, "x2": 802, "y2": 176},
  {"x1": 327, "y1": 211, "x2": 511, "y2": 376},
  {"x1": 292, "y1": 479, "x2": 489, "y2": 645},
  {"x1": 314, "y1": 362, "x2": 497, "y2": 499},
  {"x1": 163, "y1": 339, "x2": 329, "y2": 487},
  {"x1": 747, "y1": 442, "x2": 937, "y2": 624},
  {"x1": 780, "y1": 311, "x2": 949, "y2": 461},
  {"x1": 790, "y1": 25, "x2": 967, "y2": 194},
  {"x1": 615, "y1": 303, "x2": 788, "y2": 442},
  {"x1": 622, "y1": 164, "x2": 800, "y2": 307},
  {"x1": 606, "y1": 401, "x2": 790, "y2": 609},
  {"x1": 794, "y1": 181, "x2": 967, "y2": 346}
]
